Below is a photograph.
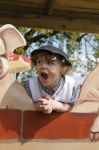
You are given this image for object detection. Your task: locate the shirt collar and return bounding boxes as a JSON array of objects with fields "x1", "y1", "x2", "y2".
[{"x1": 39, "y1": 76, "x2": 64, "y2": 96}]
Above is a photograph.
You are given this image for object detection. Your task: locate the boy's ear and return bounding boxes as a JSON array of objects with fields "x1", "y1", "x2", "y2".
[
  {"x1": 62, "y1": 66, "x2": 70, "y2": 75},
  {"x1": 0, "y1": 24, "x2": 26, "y2": 58}
]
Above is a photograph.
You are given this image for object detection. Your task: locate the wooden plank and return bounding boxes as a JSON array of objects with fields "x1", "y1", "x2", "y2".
[
  {"x1": 0, "y1": 0, "x2": 99, "y2": 33},
  {"x1": 0, "y1": 15, "x2": 99, "y2": 33},
  {"x1": 47, "y1": 0, "x2": 56, "y2": 15},
  {"x1": 0, "y1": 141, "x2": 99, "y2": 150},
  {"x1": 0, "y1": 0, "x2": 47, "y2": 8},
  {"x1": 0, "y1": 109, "x2": 21, "y2": 139},
  {"x1": 56, "y1": 0, "x2": 99, "y2": 9},
  {"x1": 23, "y1": 111, "x2": 97, "y2": 139}
]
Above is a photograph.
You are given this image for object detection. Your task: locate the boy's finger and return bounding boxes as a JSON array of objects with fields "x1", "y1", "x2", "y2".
[
  {"x1": 43, "y1": 95, "x2": 52, "y2": 100},
  {"x1": 39, "y1": 99, "x2": 49, "y2": 105}
]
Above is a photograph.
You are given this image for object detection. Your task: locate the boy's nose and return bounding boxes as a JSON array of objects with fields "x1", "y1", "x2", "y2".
[
  {"x1": 41, "y1": 63, "x2": 47, "y2": 68},
  {"x1": 40, "y1": 61, "x2": 47, "y2": 68}
]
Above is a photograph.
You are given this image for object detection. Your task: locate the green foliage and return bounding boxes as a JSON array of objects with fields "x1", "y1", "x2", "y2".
[
  {"x1": 17, "y1": 68, "x2": 36, "y2": 82},
  {"x1": 14, "y1": 47, "x2": 25, "y2": 54},
  {"x1": 16, "y1": 27, "x2": 99, "y2": 81},
  {"x1": 94, "y1": 48, "x2": 99, "y2": 59}
]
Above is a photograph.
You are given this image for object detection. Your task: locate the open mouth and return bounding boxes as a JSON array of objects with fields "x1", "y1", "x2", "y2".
[{"x1": 41, "y1": 72, "x2": 48, "y2": 80}]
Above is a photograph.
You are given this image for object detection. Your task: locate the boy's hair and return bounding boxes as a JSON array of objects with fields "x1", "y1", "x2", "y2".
[
  {"x1": 31, "y1": 50, "x2": 71, "y2": 67},
  {"x1": 30, "y1": 45, "x2": 71, "y2": 66}
]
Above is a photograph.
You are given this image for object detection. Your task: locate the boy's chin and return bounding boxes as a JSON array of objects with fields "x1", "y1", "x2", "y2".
[{"x1": 41, "y1": 81, "x2": 51, "y2": 88}]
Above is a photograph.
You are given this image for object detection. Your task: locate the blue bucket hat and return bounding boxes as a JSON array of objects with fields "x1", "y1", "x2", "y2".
[{"x1": 31, "y1": 38, "x2": 71, "y2": 66}]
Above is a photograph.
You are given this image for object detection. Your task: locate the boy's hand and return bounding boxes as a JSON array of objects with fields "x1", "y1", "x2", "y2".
[
  {"x1": 38, "y1": 95, "x2": 54, "y2": 114},
  {"x1": 35, "y1": 95, "x2": 71, "y2": 113}
]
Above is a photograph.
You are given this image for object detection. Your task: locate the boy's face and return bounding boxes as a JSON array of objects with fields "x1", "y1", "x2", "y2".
[{"x1": 34, "y1": 52, "x2": 65, "y2": 88}]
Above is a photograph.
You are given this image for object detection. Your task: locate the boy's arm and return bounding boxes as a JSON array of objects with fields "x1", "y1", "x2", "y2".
[
  {"x1": 51, "y1": 100, "x2": 72, "y2": 112},
  {"x1": 37, "y1": 96, "x2": 72, "y2": 113}
]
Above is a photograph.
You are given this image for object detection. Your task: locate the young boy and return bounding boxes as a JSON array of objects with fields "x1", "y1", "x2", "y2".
[{"x1": 23, "y1": 39, "x2": 80, "y2": 114}]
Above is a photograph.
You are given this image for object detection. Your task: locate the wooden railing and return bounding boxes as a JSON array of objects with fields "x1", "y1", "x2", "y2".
[{"x1": 0, "y1": 109, "x2": 97, "y2": 141}]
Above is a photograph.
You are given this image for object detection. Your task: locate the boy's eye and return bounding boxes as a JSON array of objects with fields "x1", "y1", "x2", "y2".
[
  {"x1": 47, "y1": 61, "x2": 54, "y2": 65},
  {"x1": 37, "y1": 60, "x2": 41, "y2": 64}
]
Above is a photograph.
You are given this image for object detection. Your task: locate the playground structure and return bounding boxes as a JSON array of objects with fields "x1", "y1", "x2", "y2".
[
  {"x1": 0, "y1": 0, "x2": 99, "y2": 150},
  {"x1": 0, "y1": 0, "x2": 99, "y2": 33}
]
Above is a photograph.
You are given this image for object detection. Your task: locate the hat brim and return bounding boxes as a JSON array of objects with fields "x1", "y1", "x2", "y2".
[{"x1": 31, "y1": 46, "x2": 71, "y2": 66}]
